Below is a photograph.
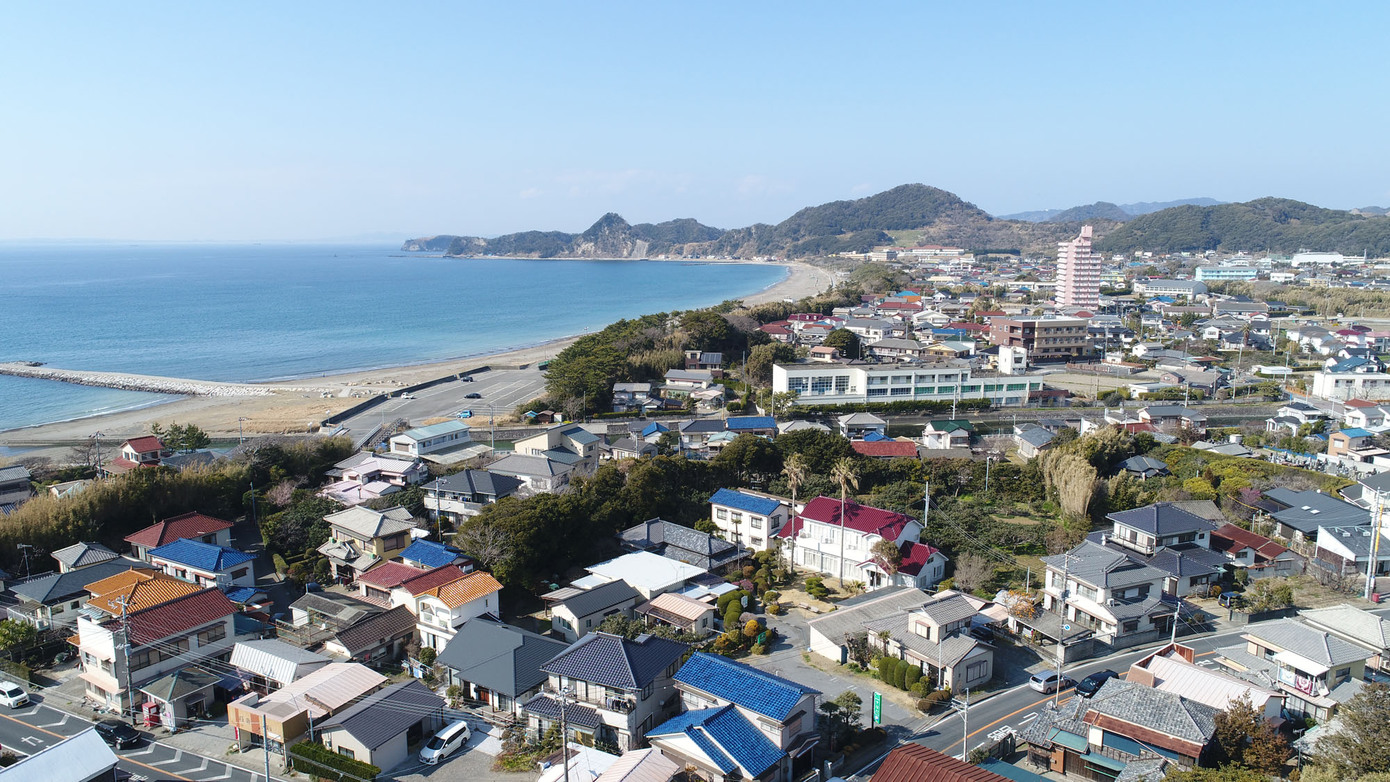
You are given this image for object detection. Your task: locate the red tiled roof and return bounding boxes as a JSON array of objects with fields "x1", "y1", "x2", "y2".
[
  {"x1": 777, "y1": 497, "x2": 915, "y2": 540},
  {"x1": 124, "y1": 512, "x2": 235, "y2": 547},
  {"x1": 760, "y1": 323, "x2": 792, "y2": 335},
  {"x1": 1211, "y1": 523, "x2": 1289, "y2": 561},
  {"x1": 124, "y1": 436, "x2": 166, "y2": 453},
  {"x1": 851, "y1": 440, "x2": 920, "y2": 459},
  {"x1": 871, "y1": 744, "x2": 1009, "y2": 782},
  {"x1": 1345, "y1": 398, "x2": 1379, "y2": 408},
  {"x1": 112, "y1": 588, "x2": 236, "y2": 647},
  {"x1": 896, "y1": 541, "x2": 941, "y2": 576},
  {"x1": 944, "y1": 322, "x2": 988, "y2": 332},
  {"x1": 355, "y1": 561, "x2": 428, "y2": 588},
  {"x1": 400, "y1": 565, "x2": 468, "y2": 596}
]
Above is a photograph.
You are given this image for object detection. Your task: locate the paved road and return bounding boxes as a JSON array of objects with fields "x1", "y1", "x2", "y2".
[
  {"x1": 0, "y1": 697, "x2": 270, "y2": 781},
  {"x1": 337, "y1": 366, "x2": 546, "y2": 438}
]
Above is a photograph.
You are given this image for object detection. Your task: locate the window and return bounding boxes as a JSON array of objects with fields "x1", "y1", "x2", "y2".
[
  {"x1": 716, "y1": 509, "x2": 728, "y2": 521},
  {"x1": 585, "y1": 618, "x2": 593, "y2": 628},
  {"x1": 1121, "y1": 620, "x2": 1139, "y2": 633},
  {"x1": 232, "y1": 568, "x2": 249, "y2": 580},
  {"x1": 811, "y1": 376, "x2": 833, "y2": 395},
  {"x1": 751, "y1": 537, "x2": 763, "y2": 547},
  {"x1": 1335, "y1": 667, "x2": 1352, "y2": 681},
  {"x1": 338, "y1": 747, "x2": 355, "y2": 760},
  {"x1": 834, "y1": 376, "x2": 851, "y2": 394},
  {"x1": 965, "y1": 660, "x2": 989, "y2": 682},
  {"x1": 751, "y1": 517, "x2": 762, "y2": 530}
]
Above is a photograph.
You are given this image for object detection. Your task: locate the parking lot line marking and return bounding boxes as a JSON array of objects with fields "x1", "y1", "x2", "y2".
[
  {"x1": 125, "y1": 745, "x2": 157, "y2": 757},
  {"x1": 204, "y1": 772, "x2": 231, "y2": 781},
  {"x1": 150, "y1": 750, "x2": 184, "y2": 766},
  {"x1": 37, "y1": 713, "x2": 69, "y2": 728},
  {"x1": 187, "y1": 757, "x2": 210, "y2": 773},
  {"x1": 1, "y1": 709, "x2": 189, "y2": 781}
]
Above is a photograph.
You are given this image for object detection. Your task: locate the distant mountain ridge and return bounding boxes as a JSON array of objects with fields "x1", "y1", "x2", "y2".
[
  {"x1": 1000, "y1": 197, "x2": 1224, "y2": 223},
  {"x1": 404, "y1": 186, "x2": 1388, "y2": 259}
]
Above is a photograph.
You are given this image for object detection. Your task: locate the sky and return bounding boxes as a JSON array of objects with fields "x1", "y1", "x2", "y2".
[{"x1": 2, "y1": 2, "x2": 1387, "y2": 241}]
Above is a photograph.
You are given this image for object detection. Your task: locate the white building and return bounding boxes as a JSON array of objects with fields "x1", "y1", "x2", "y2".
[
  {"x1": 775, "y1": 496, "x2": 945, "y2": 591},
  {"x1": 389, "y1": 420, "x2": 472, "y2": 458},
  {"x1": 708, "y1": 488, "x2": 792, "y2": 552},
  {"x1": 1312, "y1": 371, "x2": 1390, "y2": 401},
  {"x1": 772, "y1": 361, "x2": 1041, "y2": 407},
  {"x1": 1195, "y1": 266, "x2": 1259, "y2": 282}
]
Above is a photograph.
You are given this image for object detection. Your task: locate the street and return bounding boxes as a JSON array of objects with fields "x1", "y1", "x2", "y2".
[{"x1": 337, "y1": 365, "x2": 547, "y2": 437}]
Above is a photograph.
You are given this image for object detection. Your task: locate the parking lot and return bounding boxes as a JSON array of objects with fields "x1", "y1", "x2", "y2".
[{"x1": 338, "y1": 366, "x2": 547, "y2": 439}]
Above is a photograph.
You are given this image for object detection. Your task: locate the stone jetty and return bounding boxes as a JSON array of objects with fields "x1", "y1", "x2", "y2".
[{"x1": 0, "y1": 362, "x2": 278, "y2": 397}]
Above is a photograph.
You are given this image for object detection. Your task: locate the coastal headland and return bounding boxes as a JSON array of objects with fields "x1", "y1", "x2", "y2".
[{"x1": 0, "y1": 261, "x2": 833, "y2": 451}]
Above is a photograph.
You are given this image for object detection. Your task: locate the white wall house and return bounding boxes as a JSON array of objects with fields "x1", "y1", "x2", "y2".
[
  {"x1": 389, "y1": 420, "x2": 472, "y2": 457},
  {"x1": 708, "y1": 488, "x2": 791, "y2": 552},
  {"x1": 775, "y1": 496, "x2": 945, "y2": 591}
]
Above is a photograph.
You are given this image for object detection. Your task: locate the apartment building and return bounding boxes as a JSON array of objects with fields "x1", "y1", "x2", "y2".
[
  {"x1": 1055, "y1": 226, "x2": 1101, "y2": 309},
  {"x1": 772, "y1": 361, "x2": 1041, "y2": 407},
  {"x1": 988, "y1": 317, "x2": 1091, "y2": 361}
]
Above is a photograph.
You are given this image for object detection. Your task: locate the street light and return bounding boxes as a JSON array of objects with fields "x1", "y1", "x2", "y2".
[
  {"x1": 90, "y1": 431, "x2": 105, "y2": 477},
  {"x1": 238, "y1": 417, "x2": 249, "y2": 445}
]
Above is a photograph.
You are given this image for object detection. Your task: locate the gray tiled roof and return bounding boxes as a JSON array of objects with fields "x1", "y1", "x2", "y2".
[
  {"x1": 424, "y1": 470, "x2": 522, "y2": 499},
  {"x1": 1301, "y1": 605, "x2": 1390, "y2": 650},
  {"x1": 436, "y1": 619, "x2": 568, "y2": 698},
  {"x1": 331, "y1": 605, "x2": 416, "y2": 656},
  {"x1": 51, "y1": 541, "x2": 118, "y2": 569},
  {"x1": 319, "y1": 679, "x2": 444, "y2": 750},
  {"x1": 1243, "y1": 618, "x2": 1374, "y2": 667},
  {"x1": 1085, "y1": 678, "x2": 1219, "y2": 744},
  {"x1": 289, "y1": 591, "x2": 381, "y2": 627},
  {"x1": 488, "y1": 454, "x2": 573, "y2": 478},
  {"x1": 913, "y1": 593, "x2": 978, "y2": 626},
  {"x1": 1107, "y1": 503, "x2": 1216, "y2": 537},
  {"x1": 1042, "y1": 540, "x2": 1169, "y2": 591},
  {"x1": 1020, "y1": 697, "x2": 1088, "y2": 747},
  {"x1": 619, "y1": 519, "x2": 741, "y2": 571},
  {"x1": 553, "y1": 579, "x2": 640, "y2": 619},
  {"x1": 1144, "y1": 544, "x2": 1227, "y2": 579},
  {"x1": 1263, "y1": 488, "x2": 1369, "y2": 533},
  {"x1": 806, "y1": 588, "x2": 928, "y2": 645},
  {"x1": 861, "y1": 613, "x2": 984, "y2": 668},
  {"x1": 9, "y1": 559, "x2": 149, "y2": 605},
  {"x1": 522, "y1": 693, "x2": 601, "y2": 728},
  {"x1": 541, "y1": 632, "x2": 687, "y2": 691}
]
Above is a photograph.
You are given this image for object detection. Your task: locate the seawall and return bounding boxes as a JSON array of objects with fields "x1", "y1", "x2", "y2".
[{"x1": 0, "y1": 362, "x2": 278, "y2": 398}]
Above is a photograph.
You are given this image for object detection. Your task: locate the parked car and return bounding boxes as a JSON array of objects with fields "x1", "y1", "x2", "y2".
[
  {"x1": 1028, "y1": 671, "x2": 1075, "y2": 694},
  {"x1": 465, "y1": 392, "x2": 482, "y2": 399},
  {"x1": 420, "y1": 720, "x2": 471, "y2": 765},
  {"x1": 401, "y1": 393, "x2": 416, "y2": 400},
  {"x1": 95, "y1": 719, "x2": 141, "y2": 749},
  {"x1": 1076, "y1": 670, "x2": 1120, "y2": 698},
  {"x1": 967, "y1": 625, "x2": 995, "y2": 642},
  {"x1": 0, "y1": 681, "x2": 29, "y2": 708}
]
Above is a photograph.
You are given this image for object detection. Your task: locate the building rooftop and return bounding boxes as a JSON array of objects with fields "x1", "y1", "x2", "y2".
[
  {"x1": 318, "y1": 679, "x2": 444, "y2": 750},
  {"x1": 675, "y1": 652, "x2": 819, "y2": 721},
  {"x1": 322, "y1": 505, "x2": 416, "y2": 538},
  {"x1": 709, "y1": 488, "x2": 783, "y2": 517},
  {"x1": 584, "y1": 551, "x2": 706, "y2": 594},
  {"x1": 648, "y1": 705, "x2": 784, "y2": 778},
  {"x1": 148, "y1": 538, "x2": 256, "y2": 573},
  {"x1": 436, "y1": 618, "x2": 568, "y2": 697},
  {"x1": 542, "y1": 632, "x2": 687, "y2": 691},
  {"x1": 124, "y1": 511, "x2": 234, "y2": 548}
]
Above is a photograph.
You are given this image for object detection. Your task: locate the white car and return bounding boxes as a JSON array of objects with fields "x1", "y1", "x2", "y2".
[
  {"x1": 0, "y1": 681, "x2": 29, "y2": 708},
  {"x1": 401, "y1": 393, "x2": 416, "y2": 400},
  {"x1": 419, "y1": 720, "x2": 471, "y2": 765}
]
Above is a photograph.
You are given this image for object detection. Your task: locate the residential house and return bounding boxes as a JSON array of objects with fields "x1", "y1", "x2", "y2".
[
  {"x1": 677, "y1": 419, "x2": 729, "y2": 452},
  {"x1": 389, "y1": 420, "x2": 473, "y2": 459},
  {"x1": 285, "y1": 590, "x2": 381, "y2": 633},
  {"x1": 837, "y1": 413, "x2": 887, "y2": 440},
  {"x1": 866, "y1": 338, "x2": 928, "y2": 361},
  {"x1": 844, "y1": 318, "x2": 896, "y2": 342},
  {"x1": 1138, "y1": 405, "x2": 1207, "y2": 435},
  {"x1": 316, "y1": 505, "x2": 417, "y2": 582},
  {"x1": 684, "y1": 351, "x2": 724, "y2": 374},
  {"x1": 577, "y1": 551, "x2": 708, "y2": 600},
  {"x1": 1259, "y1": 488, "x2": 1368, "y2": 541},
  {"x1": 606, "y1": 437, "x2": 658, "y2": 461},
  {"x1": 864, "y1": 591, "x2": 995, "y2": 690},
  {"x1": 1119, "y1": 456, "x2": 1169, "y2": 480},
  {"x1": 593, "y1": 749, "x2": 680, "y2": 782},
  {"x1": 522, "y1": 631, "x2": 688, "y2": 751},
  {"x1": 421, "y1": 470, "x2": 522, "y2": 521},
  {"x1": 1328, "y1": 428, "x2": 1382, "y2": 460},
  {"x1": 726, "y1": 416, "x2": 778, "y2": 438},
  {"x1": 147, "y1": 539, "x2": 257, "y2": 589},
  {"x1": 1128, "y1": 643, "x2": 1283, "y2": 719},
  {"x1": 1015, "y1": 426, "x2": 1056, "y2": 459},
  {"x1": 229, "y1": 639, "x2": 330, "y2": 694},
  {"x1": 634, "y1": 592, "x2": 717, "y2": 638},
  {"x1": 0, "y1": 465, "x2": 33, "y2": 514},
  {"x1": 514, "y1": 424, "x2": 601, "y2": 476},
  {"x1": 1312, "y1": 524, "x2": 1390, "y2": 582},
  {"x1": 436, "y1": 617, "x2": 569, "y2": 716},
  {"x1": 488, "y1": 453, "x2": 576, "y2": 494},
  {"x1": 318, "y1": 680, "x2": 445, "y2": 772},
  {"x1": 708, "y1": 489, "x2": 792, "y2": 553},
  {"x1": 874, "y1": 745, "x2": 1015, "y2": 782},
  {"x1": 1215, "y1": 618, "x2": 1372, "y2": 720},
  {"x1": 620, "y1": 518, "x2": 744, "y2": 572},
  {"x1": 1209, "y1": 523, "x2": 1303, "y2": 580},
  {"x1": 922, "y1": 420, "x2": 972, "y2": 450},
  {"x1": 613, "y1": 382, "x2": 656, "y2": 413},
  {"x1": 411, "y1": 569, "x2": 504, "y2": 651},
  {"x1": 776, "y1": 497, "x2": 945, "y2": 591},
  {"x1": 76, "y1": 583, "x2": 237, "y2": 720},
  {"x1": 1342, "y1": 399, "x2": 1388, "y2": 431},
  {"x1": 102, "y1": 435, "x2": 172, "y2": 475},
  {"x1": 227, "y1": 662, "x2": 385, "y2": 757},
  {"x1": 51, "y1": 541, "x2": 119, "y2": 573},
  {"x1": 850, "y1": 439, "x2": 920, "y2": 460},
  {"x1": 807, "y1": 588, "x2": 931, "y2": 666},
  {"x1": 320, "y1": 604, "x2": 417, "y2": 662},
  {"x1": 1102, "y1": 504, "x2": 1227, "y2": 598},
  {"x1": 397, "y1": 538, "x2": 472, "y2": 570},
  {"x1": 1311, "y1": 369, "x2": 1390, "y2": 401},
  {"x1": 1041, "y1": 540, "x2": 1178, "y2": 647},
  {"x1": 124, "y1": 511, "x2": 234, "y2": 563},
  {"x1": 546, "y1": 579, "x2": 643, "y2": 643},
  {"x1": 1301, "y1": 604, "x2": 1390, "y2": 676},
  {"x1": 664, "y1": 369, "x2": 717, "y2": 396},
  {"x1": 5, "y1": 558, "x2": 150, "y2": 630},
  {"x1": 648, "y1": 653, "x2": 820, "y2": 782},
  {"x1": 320, "y1": 452, "x2": 429, "y2": 506},
  {"x1": 0, "y1": 727, "x2": 119, "y2": 782}
]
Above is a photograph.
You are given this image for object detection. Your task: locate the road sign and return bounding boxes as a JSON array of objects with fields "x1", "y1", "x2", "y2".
[
  {"x1": 1061, "y1": 623, "x2": 1071, "y2": 631},
  {"x1": 872, "y1": 692, "x2": 881, "y2": 726}
]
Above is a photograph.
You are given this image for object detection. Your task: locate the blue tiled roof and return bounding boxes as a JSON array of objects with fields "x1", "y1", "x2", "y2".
[
  {"x1": 222, "y1": 586, "x2": 260, "y2": 603},
  {"x1": 642, "y1": 423, "x2": 670, "y2": 437},
  {"x1": 399, "y1": 539, "x2": 464, "y2": 568},
  {"x1": 726, "y1": 416, "x2": 775, "y2": 431},
  {"x1": 675, "y1": 653, "x2": 819, "y2": 721},
  {"x1": 1338, "y1": 428, "x2": 1374, "y2": 439},
  {"x1": 148, "y1": 538, "x2": 256, "y2": 572},
  {"x1": 862, "y1": 431, "x2": 890, "y2": 442},
  {"x1": 649, "y1": 705, "x2": 783, "y2": 777},
  {"x1": 709, "y1": 489, "x2": 781, "y2": 517}
]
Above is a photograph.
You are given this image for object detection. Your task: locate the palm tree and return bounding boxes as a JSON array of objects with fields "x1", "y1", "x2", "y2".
[
  {"x1": 830, "y1": 457, "x2": 859, "y2": 585},
  {"x1": 783, "y1": 453, "x2": 809, "y2": 510}
]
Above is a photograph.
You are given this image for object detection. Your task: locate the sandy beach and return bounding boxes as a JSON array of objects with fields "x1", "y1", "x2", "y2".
[{"x1": 0, "y1": 261, "x2": 834, "y2": 451}]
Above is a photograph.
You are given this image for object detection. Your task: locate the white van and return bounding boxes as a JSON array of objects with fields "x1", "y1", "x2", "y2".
[
  {"x1": 0, "y1": 681, "x2": 29, "y2": 708},
  {"x1": 419, "y1": 720, "x2": 471, "y2": 765}
]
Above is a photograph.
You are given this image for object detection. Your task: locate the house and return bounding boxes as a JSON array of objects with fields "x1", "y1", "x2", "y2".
[
  {"x1": 51, "y1": 541, "x2": 119, "y2": 573},
  {"x1": 410, "y1": 569, "x2": 504, "y2": 651},
  {"x1": 319, "y1": 452, "x2": 429, "y2": 505},
  {"x1": 1342, "y1": 398, "x2": 1388, "y2": 430},
  {"x1": 1215, "y1": 618, "x2": 1372, "y2": 720},
  {"x1": 1102, "y1": 504, "x2": 1226, "y2": 598},
  {"x1": 1129, "y1": 643, "x2": 1283, "y2": 718},
  {"x1": 807, "y1": 588, "x2": 930, "y2": 665},
  {"x1": 514, "y1": 424, "x2": 601, "y2": 476},
  {"x1": 421, "y1": 470, "x2": 522, "y2": 521},
  {"x1": 684, "y1": 350, "x2": 724, "y2": 373},
  {"x1": 1015, "y1": 426, "x2": 1056, "y2": 459},
  {"x1": 613, "y1": 382, "x2": 656, "y2": 413},
  {"x1": 0, "y1": 727, "x2": 120, "y2": 782},
  {"x1": 776, "y1": 497, "x2": 946, "y2": 591},
  {"x1": 76, "y1": 585, "x2": 237, "y2": 719},
  {"x1": 726, "y1": 416, "x2": 778, "y2": 437},
  {"x1": 321, "y1": 604, "x2": 417, "y2": 662},
  {"x1": 634, "y1": 592, "x2": 718, "y2": 637},
  {"x1": 838, "y1": 412, "x2": 888, "y2": 439},
  {"x1": 1138, "y1": 405, "x2": 1207, "y2": 435},
  {"x1": 851, "y1": 439, "x2": 920, "y2": 460},
  {"x1": 0, "y1": 464, "x2": 33, "y2": 514},
  {"x1": 593, "y1": 748, "x2": 680, "y2": 782},
  {"x1": 922, "y1": 420, "x2": 972, "y2": 450},
  {"x1": 227, "y1": 662, "x2": 386, "y2": 756},
  {"x1": 318, "y1": 680, "x2": 445, "y2": 772},
  {"x1": 285, "y1": 590, "x2": 381, "y2": 634},
  {"x1": 124, "y1": 511, "x2": 234, "y2": 563},
  {"x1": 677, "y1": 418, "x2": 729, "y2": 452},
  {"x1": 522, "y1": 631, "x2": 687, "y2": 751},
  {"x1": 620, "y1": 518, "x2": 743, "y2": 572},
  {"x1": 1301, "y1": 605, "x2": 1390, "y2": 676},
  {"x1": 866, "y1": 338, "x2": 928, "y2": 361},
  {"x1": 1119, "y1": 456, "x2": 1169, "y2": 480},
  {"x1": 1311, "y1": 369, "x2": 1390, "y2": 401},
  {"x1": 863, "y1": 591, "x2": 995, "y2": 690},
  {"x1": 1328, "y1": 428, "x2": 1382, "y2": 460},
  {"x1": 1041, "y1": 540, "x2": 1178, "y2": 648},
  {"x1": 1313, "y1": 524, "x2": 1390, "y2": 582},
  {"x1": 388, "y1": 420, "x2": 472, "y2": 458},
  {"x1": 487, "y1": 453, "x2": 576, "y2": 494},
  {"x1": 436, "y1": 617, "x2": 569, "y2": 716},
  {"x1": 578, "y1": 551, "x2": 708, "y2": 600},
  {"x1": 316, "y1": 505, "x2": 417, "y2": 582},
  {"x1": 5, "y1": 558, "x2": 151, "y2": 630},
  {"x1": 607, "y1": 437, "x2": 658, "y2": 461},
  {"x1": 229, "y1": 639, "x2": 330, "y2": 693},
  {"x1": 102, "y1": 435, "x2": 172, "y2": 475},
  {"x1": 708, "y1": 489, "x2": 792, "y2": 553},
  {"x1": 1259, "y1": 488, "x2": 1368, "y2": 541},
  {"x1": 649, "y1": 654, "x2": 820, "y2": 782},
  {"x1": 147, "y1": 538, "x2": 257, "y2": 589},
  {"x1": 1209, "y1": 523, "x2": 1303, "y2": 580},
  {"x1": 546, "y1": 579, "x2": 643, "y2": 643},
  {"x1": 397, "y1": 538, "x2": 472, "y2": 570},
  {"x1": 874, "y1": 744, "x2": 1015, "y2": 782},
  {"x1": 664, "y1": 369, "x2": 717, "y2": 394}
]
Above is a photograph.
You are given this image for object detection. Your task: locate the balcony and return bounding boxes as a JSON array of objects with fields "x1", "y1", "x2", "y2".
[{"x1": 543, "y1": 684, "x2": 636, "y2": 714}]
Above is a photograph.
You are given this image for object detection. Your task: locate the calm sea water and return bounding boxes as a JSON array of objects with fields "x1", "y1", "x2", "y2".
[{"x1": 0, "y1": 243, "x2": 787, "y2": 432}]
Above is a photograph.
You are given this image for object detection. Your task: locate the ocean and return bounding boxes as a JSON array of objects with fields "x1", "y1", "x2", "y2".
[{"x1": 0, "y1": 243, "x2": 787, "y2": 433}]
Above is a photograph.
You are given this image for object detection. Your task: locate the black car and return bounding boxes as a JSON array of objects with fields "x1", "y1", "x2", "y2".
[
  {"x1": 464, "y1": 392, "x2": 482, "y2": 399},
  {"x1": 95, "y1": 719, "x2": 141, "y2": 749},
  {"x1": 1076, "y1": 669, "x2": 1120, "y2": 698},
  {"x1": 967, "y1": 625, "x2": 994, "y2": 642}
]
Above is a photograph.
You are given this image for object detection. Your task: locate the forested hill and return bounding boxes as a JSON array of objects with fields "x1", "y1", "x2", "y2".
[{"x1": 1096, "y1": 198, "x2": 1390, "y2": 256}]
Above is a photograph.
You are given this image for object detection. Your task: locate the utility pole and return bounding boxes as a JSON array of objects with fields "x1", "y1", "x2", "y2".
[
  {"x1": 16, "y1": 544, "x2": 33, "y2": 580},
  {"x1": 91, "y1": 431, "x2": 105, "y2": 477},
  {"x1": 1054, "y1": 552, "x2": 1071, "y2": 706},
  {"x1": 115, "y1": 595, "x2": 134, "y2": 724},
  {"x1": 559, "y1": 686, "x2": 571, "y2": 782},
  {"x1": 1367, "y1": 488, "x2": 1385, "y2": 601},
  {"x1": 238, "y1": 417, "x2": 248, "y2": 445}
]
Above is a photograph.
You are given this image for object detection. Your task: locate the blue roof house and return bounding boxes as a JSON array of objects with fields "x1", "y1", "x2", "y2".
[
  {"x1": 147, "y1": 539, "x2": 257, "y2": 588},
  {"x1": 398, "y1": 539, "x2": 473, "y2": 570},
  {"x1": 649, "y1": 653, "x2": 821, "y2": 779},
  {"x1": 708, "y1": 489, "x2": 792, "y2": 553},
  {"x1": 725, "y1": 416, "x2": 778, "y2": 436}
]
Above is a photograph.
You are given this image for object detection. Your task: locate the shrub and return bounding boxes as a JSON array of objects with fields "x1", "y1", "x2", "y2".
[
  {"x1": 766, "y1": 601, "x2": 783, "y2": 615},
  {"x1": 909, "y1": 680, "x2": 927, "y2": 697},
  {"x1": 751, "y1": 643, "x2": 768, "y2": 655},
  {"x1": 904, "y1": 666, "x2": 922, "y2": 690},
  {"x1": 289, "y1": 741, "x2": 382, "y2": 781},
  {"x1": 744, "y1": 619, "x2": 762, "y2": 638},
  {"x1": 763, "y1": 590, "x2": 781, "y2": 603},
  {"x1": 272, "y1": 553, "x2": 289, "y2": 575},
  {"x1": 418, "y1": 647, "x2": 436, "y2": 666},
  {"x1": 0, "y1": 661, "x2": 30, "y2": 683}
]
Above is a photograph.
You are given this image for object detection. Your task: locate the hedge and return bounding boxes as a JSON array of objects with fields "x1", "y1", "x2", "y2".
[
  {"x1": 789, "y1": 398, "x2": 992, "y2": 417},
  {"x1": 289, "y1": 741, "x2": 382, "y2": 781},
  {"x1": 0, "y1": 661, "x2": 30, "y2": 683}
]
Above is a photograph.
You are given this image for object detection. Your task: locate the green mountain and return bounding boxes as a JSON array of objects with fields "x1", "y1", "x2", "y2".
[{"x1": 1096, "y1": 197, "x2": 1390, "y2": 255}]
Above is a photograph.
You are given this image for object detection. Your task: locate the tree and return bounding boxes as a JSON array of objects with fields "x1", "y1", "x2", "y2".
[
  {"x1": 454, "y1": 520, "x2": 515, "y2": 571},
  {"x1": 681, "y1": 310, "x2": 739, "y2": 353},
  {"x1": 821, "y1": 328, "x2": 861, "y2": 358},
  {"x1": 743, "y1": 619, "x2": 762, "y2": 638},
  {"x1": 783, "y1": 453, "x2": 809, "y2": 509},
  {"x1": 1313, "y1": 682, "x2": 1390, "y2": 778},
  {"x1": 871, "y1": 539, "x2": 903, "y2": 574},
  {"x1": 0, "y1": 620, "x2": 36, "y2": 654},
  {"x1": 830, "y1": 457, "x2": 860, "y2": 583},
  {"x1": 776, "y1": 429, "x2": 855, "y2": 475},
  {"x1": 150, "y1": 422, "x2": 211, "y2": 453},
  {"x1": 656, "y1": 430, "x2": 681, "y2": 457},
  {"x1": 746, "y1": 342, "x2": 798, "y2": 387},
  {"x1": 953, "y1": 553, "x2": 993, "y2": 594},
  {"x1": 713, "y1": 434, "x2": 783, "y2": 484},
  {"x1": 1212, "y1": 694, "x2": 1288, "y2": 773}
]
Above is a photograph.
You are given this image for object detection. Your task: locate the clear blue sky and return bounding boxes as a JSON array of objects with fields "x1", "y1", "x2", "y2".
[{"x1": 2, "y1": 2, "x2": 1386, "y2": 241}]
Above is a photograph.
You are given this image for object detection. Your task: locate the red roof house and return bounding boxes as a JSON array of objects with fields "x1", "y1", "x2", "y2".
[
  {"x1": 125, "y1": 512, "x2": 235, "y2": 561},
  {"x1": 872, "y1": 743, "x2": 1010, "y2": 782},
  {"x1": 851, "y1": 440, "x2": 921, "y2": 459}
]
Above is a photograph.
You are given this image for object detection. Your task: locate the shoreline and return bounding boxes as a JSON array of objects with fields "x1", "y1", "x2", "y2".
[{"x1": 0, "y1": 261, "x2": 832, "y2": 450}]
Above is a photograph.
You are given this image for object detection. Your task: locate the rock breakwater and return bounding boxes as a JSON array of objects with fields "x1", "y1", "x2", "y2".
[{"x1": 0, "y1": 362, "x2": 277, "y2": 397}]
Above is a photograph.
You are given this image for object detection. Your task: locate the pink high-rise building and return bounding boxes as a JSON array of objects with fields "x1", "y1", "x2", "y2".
[{"x1": 1055, "y1": 225, "x2": 1101, "y2": 309}]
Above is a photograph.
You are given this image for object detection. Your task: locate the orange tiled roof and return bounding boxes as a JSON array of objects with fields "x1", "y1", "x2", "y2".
[
  {"x1": 87, "y1": 571, "x2": 201, "y2": 615},
  {"x1": 422, "y1": 571, "x2": 502, "y2": 609}
]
